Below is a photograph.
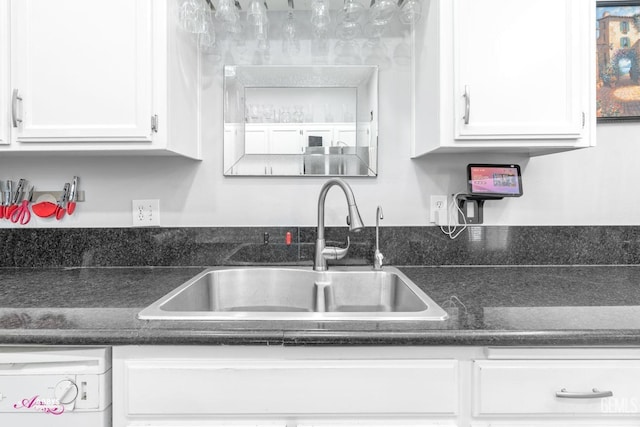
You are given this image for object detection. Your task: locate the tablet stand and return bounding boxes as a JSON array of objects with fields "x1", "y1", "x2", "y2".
[{"x1": 455, "y1": 194, "x2": 504, "y2": 225}]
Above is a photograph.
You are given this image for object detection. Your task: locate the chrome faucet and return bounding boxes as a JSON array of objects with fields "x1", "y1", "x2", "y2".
[
  {"x1": 314, "y1": 178, "x2": 365, "y2": 271},
  {"x1": 374, "y1": 205, "x2": 384, "y2": 270}
]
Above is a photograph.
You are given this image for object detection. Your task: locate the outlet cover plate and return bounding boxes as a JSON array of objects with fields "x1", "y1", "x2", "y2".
[
  {"x1": 430, "y1": 195, "x2": 448, "y2": 225},
  {"x1": 132, "y1": 199, "x2": 160, "y2": 227}
]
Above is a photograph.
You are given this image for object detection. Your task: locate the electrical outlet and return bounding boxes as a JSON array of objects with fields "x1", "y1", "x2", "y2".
[
  {"x1": 132, "y1": 199, "x2": 160, "y2": 227},
  {"x1": 430, "y1": 195, "x2": 448, "y2": 225}
]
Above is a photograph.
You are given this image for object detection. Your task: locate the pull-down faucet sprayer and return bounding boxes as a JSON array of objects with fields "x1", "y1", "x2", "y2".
[{"x1": 314, "y1": 178, "x2": 364, "y2": 271}]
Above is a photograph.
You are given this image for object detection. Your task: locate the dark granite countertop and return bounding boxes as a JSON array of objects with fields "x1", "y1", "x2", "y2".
[{"x1": 1, "y1": 265, "x2": 640, "y2": 346}]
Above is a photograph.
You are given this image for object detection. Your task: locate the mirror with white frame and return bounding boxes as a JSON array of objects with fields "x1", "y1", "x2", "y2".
[{"x1": 223, "y1": 65, "x2": 378, "y2": 176}]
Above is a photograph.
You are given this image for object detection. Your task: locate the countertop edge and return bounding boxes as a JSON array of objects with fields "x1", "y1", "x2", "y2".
[{"x1": 2, "y1": 329, "x2": 640, "y2": 347}]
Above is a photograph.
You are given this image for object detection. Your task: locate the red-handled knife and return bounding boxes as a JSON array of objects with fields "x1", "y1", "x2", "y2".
[
  {"x1": 0, "y1": 181, "x2": 5, "y2": 219},
  {"x1": 3, "y1": 180, "x2": 12, "y2": 219},
  {"x1": 67, "y1": 176, "x2": 79, "y2": 215},
  {"x1": 5, "y1": 179, "x2": 25, "y2": 219},
  {"x1": 55, "y1": 183, "x2": 70, "y2": 220}
]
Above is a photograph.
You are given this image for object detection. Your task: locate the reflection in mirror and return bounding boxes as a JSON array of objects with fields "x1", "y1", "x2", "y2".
[{"x1": 223, "y1": 65, "x2": 378, "y2": 177}]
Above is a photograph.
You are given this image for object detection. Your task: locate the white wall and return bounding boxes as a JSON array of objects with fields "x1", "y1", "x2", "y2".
[{"x1": 0, "y1": 36, "x2": 637, "y2": 228}]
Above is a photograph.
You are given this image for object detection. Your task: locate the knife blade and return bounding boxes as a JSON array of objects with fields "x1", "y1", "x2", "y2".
[
  {"x1": 0, "y1": 181, "x2": 4, "y2": 219},
  {"x1": 67, "y1": 176, "x2": 79, "y2": 215},
  {"x1": 5, "y1": 179, "x2": 24, "y2": 219},
  {"x1": 55, "y1": 183, "x2": 70, "y2": 221},
  {"x1": 3, "y1": 180, "x2": 11, "y2": 219}
]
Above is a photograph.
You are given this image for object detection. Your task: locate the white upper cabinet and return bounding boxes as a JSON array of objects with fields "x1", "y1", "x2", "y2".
[
  {"x1": 454, "y1": 0, "x2": 583, "y2": 139},
  {"x1": 2, "y1": 0, "x2": 201, "y2": 158},
  {"x1": 412, "y1": 0, "x2": 596, "y2": 156},
  {"x1": 0, "y1": 0, "x2": 8, "y2": 146},
  {"x1": 11, "y1": 0, "x2": 152, "y2": 143}
]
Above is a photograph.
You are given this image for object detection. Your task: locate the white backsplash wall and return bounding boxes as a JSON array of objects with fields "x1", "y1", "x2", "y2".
[{"x1": 0, "y1": 50, "x2": 637, "y2": 227}]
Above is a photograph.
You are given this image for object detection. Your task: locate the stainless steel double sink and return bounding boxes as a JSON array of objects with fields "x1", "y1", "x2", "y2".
[{"x1": 138, "y1": 266, "x2": 448, "y2": 321}]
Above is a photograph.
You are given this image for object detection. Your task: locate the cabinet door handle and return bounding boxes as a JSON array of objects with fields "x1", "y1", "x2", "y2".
[
  {"x1": 11, "y1": 89, "x2": 23, "y2": 128},
  {"x1": 463, "y1": 85, "x2": 470, "y2": 125},
  {"x1": 556, "y1": 388, "x2": 613, "y2": 399}
]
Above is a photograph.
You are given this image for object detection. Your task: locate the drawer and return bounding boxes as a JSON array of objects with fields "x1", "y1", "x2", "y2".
[
  {"x1": 473, "y1": 360, "x2": 640, "y2": 416},
  {"x1": 123, "y1": 359, "x2": 458, "y2": 416}
]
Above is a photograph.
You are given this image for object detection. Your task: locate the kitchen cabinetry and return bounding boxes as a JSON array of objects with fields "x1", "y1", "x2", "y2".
[
  {"x1": 471, "y1": 347, "x2": 640, "y2": 426},
  {"x1": 114, "y1": 346, "x2": 640, "y2": 427},
  {"x1": 334, "y1": 124, "x2": 357, "y2": 146},
  {"x1": 301, "y1": 125, "x2": 335, "y2": 148},
  {"x1": 245, "y1": 123, "x2": 358, "y2": 155},
  {"x1": 113, "y1": 346, "x2": 459, "y2": 427},
  {"x1": 244, "y1": 126, "x2": 269, "y2": 154},
  {"x1": 2, "y1": 0, "x2": 200, "y2": 158},
  {"x1": 245, "y1": 125, "x2": 304, "y2": 155},
  {"x1": 270, "y1": 127, "x2": 304, "y2": 154},
  {"x1": 475, "y1": 360, "x2": 640, "y2": 416},
  {"x1": 412, "y1": 0, "x2": 595, "y2": 156},
  {"x1": 0, "y1": 0, "x2": 8, "y2": 146}
]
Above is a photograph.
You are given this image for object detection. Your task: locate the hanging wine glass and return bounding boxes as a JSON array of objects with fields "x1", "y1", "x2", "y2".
[
  {"x1": 215, "y1": 0, "x2": 239, "y2": 24},
  {"x1": 368, "y1": 0, "x2": 398, "y2": 25},
  {"x1": 199, "y1": 9, "x2": 216, "y2": 51},
  {"x1": 336, "y1": 20, "x2": 361, "y2": 40},
  {"x1": 247, "y1": 0, "x2": 268, "y2": 25},
  {"x1": 398, "y1": 0, "x2": 422, "y2": 25},
  {"x1": 310, "y1": 0, "x2": 331, "y2": 36},
  {"x1": 363, "y1": 19, "x2": 389, "y2": 38},
  {"x1": 337, "y1": 0, "x2": 365, "y2": 23},
  {"x1": 253, "y1": 18, "x2": 270, "y2": 52},
  {"x1": 282, "y1": 10, "x2": 301, "y2": 56},
  {"x1": 178, "y1": 0, "x2": 207, "y2": 33}
]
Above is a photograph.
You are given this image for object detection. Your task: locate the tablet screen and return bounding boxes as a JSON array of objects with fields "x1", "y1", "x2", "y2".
[{"x1": 467, "y1": 164, "x2": 522, "y2": 197}]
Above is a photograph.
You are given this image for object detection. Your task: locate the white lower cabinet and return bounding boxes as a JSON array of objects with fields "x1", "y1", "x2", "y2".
[
  {"x1": 113, "y1": 346, "x2": 459, "y2": 427},
  {"x1": 471, "y1": 347, "x2": 640, "y2": 427},
  {"x1": 113, "y1": 346, "x2": 640, "y2": 427},
  {"x1": 244, "y1": 123, "x2": 359, "y2": 156},
  {"x1": 474, "y1": 360, "x2": 640, "y2": 416}
]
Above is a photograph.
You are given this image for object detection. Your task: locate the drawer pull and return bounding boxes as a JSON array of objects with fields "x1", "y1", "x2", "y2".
[{"x1": 556, "y1": 388, "x2": 613, "y2": 399}]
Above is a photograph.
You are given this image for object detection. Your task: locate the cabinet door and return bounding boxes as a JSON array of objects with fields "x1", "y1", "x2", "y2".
[
  {"x1": 0, "y1": 0, "x2": 8, "y2": 145},
  {"x1": 474, "y1": 359, "x2": 640, "y2": 416},
  {"x1": 121, "y1": 359, "x2": 458, "y2": 416},
  {"x1": 10, "y1": 0, "x2": 153, "y2": 143},
  {"x1": 334, "y1": 125, "x2": 357, "y2": 146},
  {"x1": 454, "y1": 0, "x2": 584, "y2": 139},
  {"x1": 245, "y1": 126, "x2": 268, "y2": 154},
  {"x1": 269, "y1": 127, "x2": 302, "y2": 154},
  {"x1": 302, "y1": 126, "x2": 334, "y2": 147}
]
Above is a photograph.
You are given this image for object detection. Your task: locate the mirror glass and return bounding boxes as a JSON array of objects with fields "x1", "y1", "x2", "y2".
[{"x1": 223, "y1": 65, "x2": 378, "y2": 177}]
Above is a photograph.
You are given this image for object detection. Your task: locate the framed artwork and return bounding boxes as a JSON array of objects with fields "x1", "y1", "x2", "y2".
[{"x1": 597, "y1": 1, "x2": 640, "y2": 121}]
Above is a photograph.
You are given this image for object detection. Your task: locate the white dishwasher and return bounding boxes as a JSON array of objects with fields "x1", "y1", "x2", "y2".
[{"x1": 0, "y1": 346, "x2": 111, "y2": 427}]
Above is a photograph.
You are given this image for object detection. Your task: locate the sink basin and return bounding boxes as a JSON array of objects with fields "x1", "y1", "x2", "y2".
[{"x1": 138, "y1": 266, "x2": 448, "y2": 321}]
